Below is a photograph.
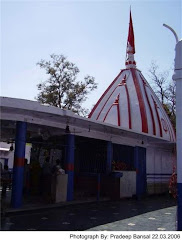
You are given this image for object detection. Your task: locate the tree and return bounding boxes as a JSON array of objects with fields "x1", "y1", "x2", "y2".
[
  {"x1": 165, "y1": 81, "x2": 176, "y2": 129},
  {"x1": 148, "y1": 61, "x2": 169, "y2": 104},
  {"x1": 148, "y1": 61, "x2": 176, "y2": 129},
  {"x1": 36, "y1": 54, "x2": 97, "y2": 116}
]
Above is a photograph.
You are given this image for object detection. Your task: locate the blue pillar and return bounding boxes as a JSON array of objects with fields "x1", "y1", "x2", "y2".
[
  {"x1": 11, "y1": 121, "x2": 27, "y2": 208},
  {"x1": 65, "y1": 134, "x2": 75, "y2": 201},
  {"x1": 134, "y1": 146, "x2": 147, "y2": 199},
  {"x1": 107, "y1": 141, "x2": 113, "y2": 173}
]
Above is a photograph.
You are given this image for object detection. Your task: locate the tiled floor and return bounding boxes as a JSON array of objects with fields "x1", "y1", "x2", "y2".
[{"x1": 1, "y1": 195, "x2": 177, "y2": 231}]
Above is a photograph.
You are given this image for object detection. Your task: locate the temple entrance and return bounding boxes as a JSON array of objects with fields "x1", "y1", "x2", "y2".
[
  {"x1": 24, "y1": 135, "x2": 67, "y2": 204},
  {"x1": 113, "y1": 144, "x2": 135, "y2": 171},
  {"x1": 112, "y1": 143, "x2": 136, "y2": 199},
  {"x1": 74, "y1": 137, "x2": 137, "y2": 201},
  {"x1": 74, "y1": 136, "x2": 107, "y2": 200}
]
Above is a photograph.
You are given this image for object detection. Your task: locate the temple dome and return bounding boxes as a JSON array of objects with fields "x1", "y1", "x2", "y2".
[{"x1": 88, "y1": 11, "x2": 175, "y2": 142}]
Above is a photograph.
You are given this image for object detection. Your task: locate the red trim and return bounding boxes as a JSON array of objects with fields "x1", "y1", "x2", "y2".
[
  {"x1": 103, "y1": 105, "x2": 113, "y2": 122},
  {"x1": 88, "y1": 70, "x2": 126, "y2": 118},
  {"x1": 97, "y1": 183, "x2": 101, "y2": 191},
  {"x1": 65, "y1": 163, "x2": 74, "y2": 171},
  {"x1": 117, "y1": 103, "x2": 121, "y2": 126},
  {"x1": 151, "y1": 96, "x2": 163, "y2": 137},
  {"x1": 127, "y1": 10, "x2": 135, "y2": 54},
  {"x1": 124, "y1": 84, "x2": 132, "y2": 129},
  {"x1": 131, "y1": 69, "x2": 148, "y2": 133},
  {"x1": 14, "y1": 157, "x2": 25, "y2": 167},
  {"x1": 140, "y1": 73, "x2": 156, "y2": 135},
  {"x1": 117, "y1": 95, "x2": 121, "y2": 126},
  {"x1": 97, "y1": 74, "x2": 127, "y2": 120},
  {"x1": 96, "y1": 85, "x2": 118, "y2": 120},
  {"x1": 103, "y1": 95, "x2": 121, "y2": 126}
]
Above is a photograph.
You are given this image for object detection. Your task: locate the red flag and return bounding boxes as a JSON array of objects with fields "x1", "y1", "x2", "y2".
[{"x1": 127, "y1": 10, "x2": 135, "y2": 54}]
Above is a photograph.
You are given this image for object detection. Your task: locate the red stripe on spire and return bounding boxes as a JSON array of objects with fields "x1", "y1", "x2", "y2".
[
  {"x1": 127, "y1": 10, "x2": 135, "y2": 54},
  {"x1": 131, "y1": 69, "x2": 148, "y2": 133},
  {"x1": 88, "y1": 70, "x2": 125, "y2": 118},
  {"x1": 124, "y1": 85, "x2": 132, "y2": 129},
  {"x1": 103, "y1": 105, "x2": 113, "y2": 122},
  {"x1": 151, "y1": 95, "x2": 163, "y2": 137},
  {"x1": 103, "y1": 94, "x2": 121, "y2": 126},
  {"x1": 96, "y1": 85, "x2": 118, "y2": 120},
  {"x1": 140, "y1": 73, "x2": 156, "y2": 135},
  {"x1": 116, "y1": 95, "x2": 121, "y2": 126}
]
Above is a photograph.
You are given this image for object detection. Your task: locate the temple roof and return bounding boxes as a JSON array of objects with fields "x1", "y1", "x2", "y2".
[{"x1": 88, "y1": 11, "x2": 175, "y2": 142}]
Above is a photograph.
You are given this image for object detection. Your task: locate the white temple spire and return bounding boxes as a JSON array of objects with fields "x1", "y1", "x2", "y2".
[{"x1": 125, "y1": 10, "x2": 136, "y2": 68}]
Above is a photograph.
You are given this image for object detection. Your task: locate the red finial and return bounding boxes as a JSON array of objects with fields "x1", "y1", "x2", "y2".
[
  {"x1": 125, "y1": 9, "x2": 136, "y2": 68},
  {"x1": 127, "y1": 10, "x2": 135, "y2": 54}
]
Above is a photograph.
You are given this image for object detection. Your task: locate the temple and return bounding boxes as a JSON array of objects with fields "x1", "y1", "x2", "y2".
[{"x1": 0, "y1": 11, "x2": 176, "y2": 209}]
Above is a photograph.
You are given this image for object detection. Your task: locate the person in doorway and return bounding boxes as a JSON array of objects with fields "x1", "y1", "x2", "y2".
[
  {"x1": 42, "y1": 157, "x2": 52, "y2": 202},
  {"x1": 1, "y1": 165, "x2": 11, "y2": 198}
]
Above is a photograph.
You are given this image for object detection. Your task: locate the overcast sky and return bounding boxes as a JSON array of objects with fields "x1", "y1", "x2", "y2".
[{"x1": 1, "y1": 0, "x2": 181, "y2": 111}]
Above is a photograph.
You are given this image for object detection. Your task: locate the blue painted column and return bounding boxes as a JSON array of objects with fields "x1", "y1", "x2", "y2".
[
  {"x1": 107, "y1": 141, "x2": 113, "y2": 173},
  {"x1": 65, "y1": 134, "x2": 75, "y2": 201},
  {"x1": 134, "y1": 146, "x2": 147, "y2": 199},
  {"x1": 11, "y1": 121, "x2": 27, "y2": 208}
]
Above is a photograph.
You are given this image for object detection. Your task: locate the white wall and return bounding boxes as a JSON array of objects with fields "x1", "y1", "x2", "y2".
[{"x1": 146, "y1": 146, "x2": 175, "y2": 194}]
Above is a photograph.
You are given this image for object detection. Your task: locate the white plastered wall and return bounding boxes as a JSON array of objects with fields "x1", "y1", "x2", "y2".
[{"x1": 146, "y1": 146, "x2": 174, "y2": 194}]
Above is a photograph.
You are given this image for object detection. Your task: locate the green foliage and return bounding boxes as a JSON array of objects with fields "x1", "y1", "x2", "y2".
[{"x1": 36, "y1": 54, "x2": 97, "y2": 116}]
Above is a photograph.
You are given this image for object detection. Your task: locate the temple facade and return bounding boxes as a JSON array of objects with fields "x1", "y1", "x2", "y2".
[{"x1": 0, "y1": 11, "x2": 176, "y2": 208}]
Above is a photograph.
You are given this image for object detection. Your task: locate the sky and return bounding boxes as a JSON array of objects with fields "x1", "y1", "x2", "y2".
[{"x1": 1, "y1": 0, "x2": 181, "y2": 111}]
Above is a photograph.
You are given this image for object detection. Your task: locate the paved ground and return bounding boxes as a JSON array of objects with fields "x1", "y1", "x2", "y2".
[{"x1": 0, "y1": 195, "x2": 178, "y2": 231}]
